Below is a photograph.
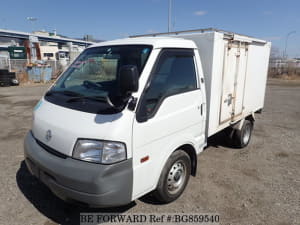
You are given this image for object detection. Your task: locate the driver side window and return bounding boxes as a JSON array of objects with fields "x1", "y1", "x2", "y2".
[{"x1": 139, "y1": 49, "x2": 197, "y2": 120}]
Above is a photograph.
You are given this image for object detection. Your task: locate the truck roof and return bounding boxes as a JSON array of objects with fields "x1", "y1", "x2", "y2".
[
  {"x1": 130, "y1": 28, "x2": 267, "y2": 44},
  {"x1": 89, "y1": 37, "x2": 197, "y2": 49}
]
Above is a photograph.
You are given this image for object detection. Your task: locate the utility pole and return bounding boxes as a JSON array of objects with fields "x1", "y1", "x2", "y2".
[
  {"x1": 168, "y1": 0, "x2": 172, "y2": 33},
  {"x1": 284, "y1": 30, "x2": 296, "y2": 59},
  {"x1": 26, "y1": 17, "x2": 37, "y2": 33}
]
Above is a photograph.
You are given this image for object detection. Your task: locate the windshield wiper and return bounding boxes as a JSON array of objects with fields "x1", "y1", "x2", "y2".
[
  {"x1": 47, "y1": 89, "x2": 125, "y2": 110},
  {"x1": 66, "y1": 95, "x2": 108, "y2": 103},
  {"x1": 66, "y1": 95, "x2": 123, "y2": 110},
  {"x1": 46, "y1": 90, "x2": 84, "y2": 97}
]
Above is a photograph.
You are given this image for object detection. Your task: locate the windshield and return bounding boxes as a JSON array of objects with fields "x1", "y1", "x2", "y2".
[{"x1": 45, "y1": 45, "x2": 152, "y2": 114}]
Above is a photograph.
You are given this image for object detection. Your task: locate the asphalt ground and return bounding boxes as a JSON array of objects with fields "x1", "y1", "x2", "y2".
[{"x1": 0, "y1": 79, "x2": 299, "y2": 225}]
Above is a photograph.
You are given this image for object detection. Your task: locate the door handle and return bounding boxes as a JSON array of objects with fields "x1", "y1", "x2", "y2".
[
  {"x1": 224, "y1": 94, "x2": 234, "y2": 106},
  {"x1": 198, "y1": 104, "x2": 203, "y2": 115},
  {"x1": 201, "y1": 103, "x2": 203, "y2": 115}
]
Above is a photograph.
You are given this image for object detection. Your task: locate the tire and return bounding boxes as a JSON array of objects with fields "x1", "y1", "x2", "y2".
[
  {"x1": 234, "y1": 120, "x2": 253, "y2": 148},
  {"x1": 152, "y1": 150, "x2": 191, "y2": 203},
  {"x1": 223, "y1": 126, "x2": 235, "y2": 146},
  {"x1": 0, "y1": 80, "x2": 10, "y2": 87}
]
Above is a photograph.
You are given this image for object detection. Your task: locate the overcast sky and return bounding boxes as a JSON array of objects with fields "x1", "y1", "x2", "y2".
[{"x1": 1, "y1": 0, "x2": 299, "y2": 57}]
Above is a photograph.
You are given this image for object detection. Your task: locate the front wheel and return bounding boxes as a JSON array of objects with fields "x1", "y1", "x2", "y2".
[{"x1": 152, "y1": 150, "x2": 191, "y2": 203}]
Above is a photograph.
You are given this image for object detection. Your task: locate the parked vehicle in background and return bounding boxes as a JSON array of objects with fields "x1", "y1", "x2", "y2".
[
  {"x1": 24, "y1": 28, "x2": 271, "y2": 207},
  {"x1": 0, "y1": 69, "x2": 19, "y2": 86}
]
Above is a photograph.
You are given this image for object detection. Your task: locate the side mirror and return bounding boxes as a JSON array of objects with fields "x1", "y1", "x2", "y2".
[{"x1": 119, "y1": 65, "x2": 139, "y2": 95}]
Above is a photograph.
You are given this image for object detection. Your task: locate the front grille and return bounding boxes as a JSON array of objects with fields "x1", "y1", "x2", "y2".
[{"x1": 35, "y1": 139, "x2": 68, "y2": 159}]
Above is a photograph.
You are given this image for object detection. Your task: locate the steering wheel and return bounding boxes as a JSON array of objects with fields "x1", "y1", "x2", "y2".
[{"x1": 83, "y1": 80, "x2": 102, "y2": 89}]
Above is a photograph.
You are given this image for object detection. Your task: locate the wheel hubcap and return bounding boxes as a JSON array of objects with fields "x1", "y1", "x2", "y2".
[{"x1": 167, "y1": 161, "x2": 186, "y2": 194}]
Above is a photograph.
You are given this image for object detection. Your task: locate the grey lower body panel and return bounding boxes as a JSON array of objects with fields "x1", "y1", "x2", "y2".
[{"x1": 24, "y1": 131, "x2": 133, "y2": 207}]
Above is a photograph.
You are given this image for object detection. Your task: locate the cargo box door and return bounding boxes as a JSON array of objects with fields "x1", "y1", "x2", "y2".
[
  {"x1": 233, "y1": 44, "x2": 248, "y2": 117},
  {"x1": 220, "y1": 43, "x2": 237, "y2": 123},
  {"x1": 220, "y1": 42, "x2": 248, "y2": 124}
]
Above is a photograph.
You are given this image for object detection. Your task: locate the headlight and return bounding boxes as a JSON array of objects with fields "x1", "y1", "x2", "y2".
[{"x1": 73, "y1": 139, "x2": 126, "y2": 164}]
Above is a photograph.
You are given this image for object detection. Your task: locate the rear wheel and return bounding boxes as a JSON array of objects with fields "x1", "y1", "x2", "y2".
[
  {"x1": 152, "y1": 150, "x2": 191, "y2": 203},
  {"x1": 234, "y1": 120, "x2": 253, "y2": 148}
]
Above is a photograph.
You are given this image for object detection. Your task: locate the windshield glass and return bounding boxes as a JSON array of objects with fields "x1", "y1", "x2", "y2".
[
  {"x1": 45, "y1": 45, "x2": 152, "y2": 114},
  {"x1": 51, "y1": 45, "x2": 152, "y2": 98}
]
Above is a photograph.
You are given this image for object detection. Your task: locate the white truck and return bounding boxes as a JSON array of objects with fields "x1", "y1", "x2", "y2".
[{"x1": 24, "y1": 28, "x2": 271, "y2": 207}]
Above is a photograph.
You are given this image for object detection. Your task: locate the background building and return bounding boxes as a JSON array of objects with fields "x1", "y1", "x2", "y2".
[{"x1": 0, "y1": 28, "x2": 96, "y2": 83}]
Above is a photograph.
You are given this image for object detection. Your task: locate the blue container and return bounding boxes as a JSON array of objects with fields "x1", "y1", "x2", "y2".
[
  {"x1": 43, "y1": 67, "x2": 52, "y2": 81},
  {"x1": 27, "y1": 67, "x2": 37, "y2": 81},
  {"x1": 34, "y1": 67, "x2": 42, "y2": 82},
  {"x1": 27, "y1": 66, "x2": 52, "y2": 82},
  {"x1": 27, "y1": 67, "x2": 41, "y2": 81}
]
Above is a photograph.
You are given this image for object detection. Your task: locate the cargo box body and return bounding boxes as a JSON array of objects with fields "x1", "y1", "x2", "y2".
[{"x1": 177, "y1": 32, "x2": 271, "y2": 137}]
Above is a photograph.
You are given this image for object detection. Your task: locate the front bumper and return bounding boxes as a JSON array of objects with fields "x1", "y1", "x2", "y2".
[{"x1": 23, "y1": 131, "x2": 133, "y2": 207}]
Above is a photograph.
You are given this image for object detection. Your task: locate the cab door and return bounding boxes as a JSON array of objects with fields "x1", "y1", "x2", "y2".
[{"x1": 131, "y1": 49, "x2": 205, "y2": 198}]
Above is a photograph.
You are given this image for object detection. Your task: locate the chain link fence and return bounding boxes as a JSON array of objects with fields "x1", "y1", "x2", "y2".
[
  {"x1": 3, "y1": 57, "x2": 299, "y2": 83},
  {"x1": 0, "y1": 58, "x2": 70, "y2": 83},
  {"x1": 0, "y1": 57, "x2": 10, "y2": 70},
  {"x1": 268, "y1": 59, "x2": 300, "y2": 78}
]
